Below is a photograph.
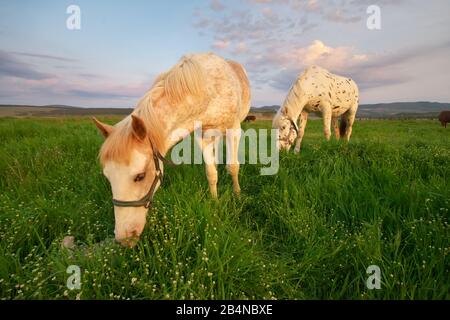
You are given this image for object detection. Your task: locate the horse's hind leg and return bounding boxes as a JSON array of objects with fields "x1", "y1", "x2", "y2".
[
  {"x1": 343, "y1": 110, "x2": 357, "y2": 141},
  {"x1": 226, "y1": 126, "x2": 241, "y2": 195},
  {"x1": 332, "y1": 117, "x2": 340, "y2": 139},
  {"x1": 294, "y1": 111, "x2": 308, "y2": 154}
]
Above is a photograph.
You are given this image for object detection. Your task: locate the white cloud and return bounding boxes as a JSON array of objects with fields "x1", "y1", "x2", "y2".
[{"x1": 281, "y1": 40, "x2": 368, "y2": 70}]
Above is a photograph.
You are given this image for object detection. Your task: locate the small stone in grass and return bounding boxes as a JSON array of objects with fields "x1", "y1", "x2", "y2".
[{"x1": 62, "y1": 236, "x2": 76, "y2": 249}]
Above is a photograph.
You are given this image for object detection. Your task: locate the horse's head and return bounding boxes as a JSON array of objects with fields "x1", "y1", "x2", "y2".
[
  {"x1": 272, "y1": 112, "x2": 298, "y2": 151},
  {"x1": 93, "y1": 115, "x2": 163, "y2": 247}
]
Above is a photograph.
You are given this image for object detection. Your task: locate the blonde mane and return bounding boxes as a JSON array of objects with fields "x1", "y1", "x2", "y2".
[
  {"x1": 281, "y1": 76, "x2": 306, "y2": 120},
  {"x1": 99, "y1": 55, "x2": 207, "y2": 164},
  {"x1": 163, "y1": 55, "x2": 206, "y2": 106}
]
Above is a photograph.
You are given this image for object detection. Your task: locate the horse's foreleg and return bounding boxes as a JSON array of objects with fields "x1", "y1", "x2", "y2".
[
  {"x1": 226, "y1": 127, "x2": 241, "y2": 195},
  {"x1": 294, "y1": 112, "x2": 308, "y2": 154},
  {"x1": 321, "y1": 106, "x2": 332, "y2": 141},
  {"x1": 197, "y1": 136, "x2": 218, "y2": 198},
  {"x1": 332, "y1": 117, "x2": 340, "y2": 139}
]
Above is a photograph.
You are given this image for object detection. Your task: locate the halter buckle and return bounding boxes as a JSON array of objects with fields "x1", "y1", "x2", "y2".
[{"x1": 144, "y1": 199, "x2": 153, "y2": 209}]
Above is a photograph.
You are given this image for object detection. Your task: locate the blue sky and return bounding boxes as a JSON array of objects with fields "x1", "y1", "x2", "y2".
[{"x1": 0, "y1": 0, "x2": 449, "y2": 107}]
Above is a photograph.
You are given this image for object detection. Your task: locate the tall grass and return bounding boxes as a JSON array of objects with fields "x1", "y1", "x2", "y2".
[{"x1": 0, "y1": 118, "x2": 448, "y2": 299}]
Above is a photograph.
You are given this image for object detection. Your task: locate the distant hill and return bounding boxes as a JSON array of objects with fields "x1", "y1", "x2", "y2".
[
  {"x1": 250, "y1": 102, "x2": 450, "y2": 119},
  {"x1": 0, "y1": 105, "x2": 133, "y2": 118},
  {"x1": 1, "y1": 102, "x2": 449, "y2": 119},
  {"x1": 356, "y1": 102, "x2": 449, "y2": 118},
  {"x1": 252, "y1": 105, "x2": 280, "y2": 113}
]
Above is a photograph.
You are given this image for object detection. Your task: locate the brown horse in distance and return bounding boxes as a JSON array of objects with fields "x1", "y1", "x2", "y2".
[
  {"x1": 439, "y1": 111, "x2": 450, "y2": 128},
  {"x1": 244, "y1": 115, "x2": 256, "y2": 122}
]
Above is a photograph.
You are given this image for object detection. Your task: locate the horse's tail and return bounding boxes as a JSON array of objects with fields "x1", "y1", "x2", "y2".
[
  {"x1": 163, "y1": 55, "x2": 207, "y2": 106},
  {"x1": 339, "y1": 115, "x2": 348, "y2": 137}
]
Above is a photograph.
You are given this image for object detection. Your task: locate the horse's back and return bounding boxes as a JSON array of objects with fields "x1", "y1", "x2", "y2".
[
  {"x1": 186, "y1": 53, "x2": 250, "y2": 126},
  {"x1": 298, "y1": 65, "x2": 359, "y2": 116}
]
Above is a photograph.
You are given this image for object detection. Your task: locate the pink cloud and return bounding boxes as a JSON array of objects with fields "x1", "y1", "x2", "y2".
[
  {"x1": 261, "y1": 7, "x2": 274, "y2": 18},
  {"x1": 212, "y1": 40, "x2": 231, "y2": 50},
  {"x1": 210, "y1": 0, "x2": 225, "y2": 12},
  {"x1": 233, "y1": 42, "x2": 249, "y2": 54}
]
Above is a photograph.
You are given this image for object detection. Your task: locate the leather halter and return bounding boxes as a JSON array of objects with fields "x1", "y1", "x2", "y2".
[{"x1": 112, "y1": 139, "x2": 175, "y2": 209}]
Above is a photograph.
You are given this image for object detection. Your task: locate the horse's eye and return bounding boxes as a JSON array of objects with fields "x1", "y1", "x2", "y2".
[{"x1": 134, "y1": 173, "x2": 146, "y2": 182}]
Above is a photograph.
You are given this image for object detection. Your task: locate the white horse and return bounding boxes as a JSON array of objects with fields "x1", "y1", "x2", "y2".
[
  {"x1": 273, "y1": 65, "x2": 359, "y2": 153},
  {"x1": 93, "y1": 53, "x2": 250, "y2": 246}
]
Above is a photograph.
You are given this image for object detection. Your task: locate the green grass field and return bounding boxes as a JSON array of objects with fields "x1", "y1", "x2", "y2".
[{"x1": 0, "y1": 118, "x2": 448, "y2": 300}]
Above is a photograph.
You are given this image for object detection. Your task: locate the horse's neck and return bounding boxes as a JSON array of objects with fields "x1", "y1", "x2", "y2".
[
  {"x1": 158, "y1": 113, "x2": 182, "y2": 155},
  {"x1": 281, "y1": 101, "x2": 303, "y2": 122},
  {"x1": 281, "y1": 83, "x2": 306, "y2": 121}
]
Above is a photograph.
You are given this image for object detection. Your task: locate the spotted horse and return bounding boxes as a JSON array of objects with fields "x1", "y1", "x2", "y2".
[{"x1": 273, "y1": 65, "x2": 359, "y2": 153}]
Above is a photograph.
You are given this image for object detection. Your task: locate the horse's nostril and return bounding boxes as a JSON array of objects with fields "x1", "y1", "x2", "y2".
[
  {"x1": 116, "y1": 230, "x2": 140, "y2": 247},
  {"x1": 118, "y1": 236, "x2": 139, "y2": 248},
  {"x1": 130, "y1": 230, "x2": 138, "y2": 238}
]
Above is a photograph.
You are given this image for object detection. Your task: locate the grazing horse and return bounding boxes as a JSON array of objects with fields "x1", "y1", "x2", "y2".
[
  {"x1": 244, "y1": 115, "x2": 256, "y2": 122},
  {"x1": 439, "y1": 111, "x2": 450, "y2": 128},
  {"x1": 273, "y1": 65, "x2": 359, "y2": 153},
  {"x1": 93, "y1": 53, "x2": 250, "y2": 246}
]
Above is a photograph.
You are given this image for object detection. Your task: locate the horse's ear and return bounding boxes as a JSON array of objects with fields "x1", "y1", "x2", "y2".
[
  {"x1": 92, "y1": 117, "x2": 114, "y2": 138},
  {"x1": 131, "y1": 115, "x2": 147, "y2": 141}
]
